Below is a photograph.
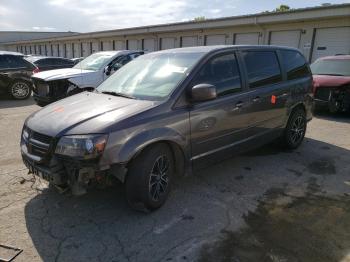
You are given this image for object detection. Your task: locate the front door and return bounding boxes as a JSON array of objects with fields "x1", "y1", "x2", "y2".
[{"x1": 189, "y1": 52, "x2": 254, "y2": 166}]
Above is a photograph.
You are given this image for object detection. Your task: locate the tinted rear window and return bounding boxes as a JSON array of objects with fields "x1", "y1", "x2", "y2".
[
  {"x1": 280, "y1": 50, "x2": 310, "y2": 80},
  {"x1": 242, "y1": 51, "x2": 282, "y2": 88}
]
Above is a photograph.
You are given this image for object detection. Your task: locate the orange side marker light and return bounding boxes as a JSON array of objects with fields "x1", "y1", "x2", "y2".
[{"x1": 271, "y1": 95, "x2": 277, "y2": 104}]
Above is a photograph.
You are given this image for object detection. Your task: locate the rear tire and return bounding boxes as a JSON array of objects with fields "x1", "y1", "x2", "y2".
[
  {"x1": 282, "y1": 108, "x2": 307, "y2": 149},
  {"x1": 9, "y1": 80, "x2": 31, "y2": 100},
  {"x1": 125, "y1": 143, "x2": 174, "y2": 212}
]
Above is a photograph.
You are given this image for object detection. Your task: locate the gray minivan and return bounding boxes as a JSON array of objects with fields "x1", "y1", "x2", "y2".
[{"x1": 21, "y1": 45, "x2": 313, "y2": 211}]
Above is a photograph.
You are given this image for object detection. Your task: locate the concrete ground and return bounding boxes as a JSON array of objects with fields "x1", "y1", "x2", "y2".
[{"x1": 0, "y1": 97, "x2": 350, "y2": 262}]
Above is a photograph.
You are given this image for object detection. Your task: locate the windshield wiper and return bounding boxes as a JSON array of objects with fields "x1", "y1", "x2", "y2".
[{"x1": 100, "y1": 91, "x2": 136, "y2": 99}]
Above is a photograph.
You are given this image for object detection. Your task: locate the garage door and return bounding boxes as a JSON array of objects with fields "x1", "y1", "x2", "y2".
[
  {"x1": 143, "y1": 39, "x2": 156, "y2": 52},
  {"x1": 312, "y1": 27, "x2": 350, "y2": 62},
  {"x1": 72, "y1": 42, "x2": 80, "y2": 58},
  {"x1": 181, "y1": 36, "x2": 198, "y2": 47},
  {"x1": 102, "y1": 40, "x2": 112, "y2": 51},
  {"x1": 235, "y1": 33, "x2": 260, "y2": 45},
  {"x1": 66, "y1": 43, "x2": 73, "y2": 58},
  {"x1": 52, "y1": 44, "x2": 58, "y2": 57},
  {"x1": 205, "y1": 34, "x2": 226, "y2": 45},
  {"x1": 59, "y1": 44, "x2": 65, "y2": 57},
  {"x1": 81, "y1": 42, "x2": 90, "y2": 57},
  {"x1": 128, "y1": 40, "x2": 138, "y2": 50},
  {"x1": 270, "y1": 30, "x2": 301, "y2": 48},
  {"x1": 91, "y1": 42, "x2": 99, "y2": 53},
  {"x1": 114, "y1": 40, "x2": 124, "y2": 50},
  {"x1": 161, "y1": 37, "x2": 176, "y2": 50}
]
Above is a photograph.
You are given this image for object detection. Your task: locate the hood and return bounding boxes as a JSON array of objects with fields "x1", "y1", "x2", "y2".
[
  {"x1": 25, "y1": 92, "x2": 157, "y2": 137},
  {"x1": 32, "y1": 68, "x2": 95, "y2": 81},
  {"x1": 313, "y1": 75, "x2": 350, "y2": 89}
]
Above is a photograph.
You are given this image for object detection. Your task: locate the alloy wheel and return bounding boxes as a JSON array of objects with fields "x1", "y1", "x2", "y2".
[
  {"x1": 11, "y1": 82, "x2": 30, "y2": 99},
  {"x1": 149, "y1": 155, "x2": 169, "y2": 201},
  {"x1": 289, "y1": 116, "x2": 305, "y2": 145}
]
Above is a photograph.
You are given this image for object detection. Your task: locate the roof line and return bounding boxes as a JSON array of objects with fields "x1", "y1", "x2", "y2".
[{"x1": 3, "y1": 3, "x2": 350, "y2": 45}]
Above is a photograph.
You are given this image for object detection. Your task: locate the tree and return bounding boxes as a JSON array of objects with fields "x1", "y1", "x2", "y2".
[
  {"x1": 274, "y1": 5, "x2": 290, "y2": 12},
  {"x1": 193, "y1": 16, "x2": 206, "y2": 22}
]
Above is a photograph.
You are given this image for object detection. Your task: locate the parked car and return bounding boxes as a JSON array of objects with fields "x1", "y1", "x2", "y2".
[
  {"x1": 0, "y1": 51, "x2": 37, "y2": 100},
  {"x1": 311, "y1": 55, "x2": 350, "y2": 113},
  {"x1": 71, "y1": 57, "x2": 84, "y2": 65},
  {"x1": 21, "y1": 46, "x2": 313, "y2": 211},
  {"x1": 31, "y1": 50, "x2": 144, "y2": 106},
  {"x1": 25, "y1": 56, "x2": 75, "y2": 72}
]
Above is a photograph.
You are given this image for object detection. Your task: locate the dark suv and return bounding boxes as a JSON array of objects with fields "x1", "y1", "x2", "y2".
[
  {"x1": 21, "y1": 46, "x2": 313, "y2": 211},
  {"x1": 0, "y1": 51, "x2": 37, "y2": 99}
]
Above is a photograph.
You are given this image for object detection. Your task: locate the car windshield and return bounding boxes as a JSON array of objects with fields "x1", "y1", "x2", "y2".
[
  {"x1": 97, "y1": 51, "x2": 205, "y2": 101},
  {"x1": 73, "y1": 52, "x2": 115, "y2": 71},
  {"x1": 311, "y1": 59, "x2": 350, "y2": 76}
]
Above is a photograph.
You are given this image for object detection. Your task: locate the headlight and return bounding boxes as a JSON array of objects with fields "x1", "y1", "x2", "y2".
[{"x1": 55, "y1": 134, "x2": 108, "y2": 159}]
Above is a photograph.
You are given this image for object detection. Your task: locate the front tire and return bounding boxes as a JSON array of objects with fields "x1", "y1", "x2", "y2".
[
  {"x1": 282, "y1": 108, "x2": 307, "y2": 149},
  {"x1": 9, "y1": 80, "x2": 32, "y2": 100},
  {"x1": 125, "y1": 143, "x2": 174, "y2": 212}
]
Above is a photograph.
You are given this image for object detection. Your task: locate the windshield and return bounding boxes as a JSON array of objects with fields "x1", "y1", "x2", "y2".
[
  {"x1": 311, "y1": 59, "x2": 350, "y2": 76},
  {"x1": 73, "y1": 52, "x2": 115, "y2": 71},
  {"x1": 97, "y1": 51, "x2": 205, "y2": 101}
]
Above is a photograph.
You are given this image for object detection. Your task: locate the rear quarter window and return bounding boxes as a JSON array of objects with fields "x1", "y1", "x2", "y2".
[
  {"x1": 242, "y1": 51, "x2": 282, "y2": 89},
  {"x1": 280, "y1": 50, "x2": 310, "y2": 80}
]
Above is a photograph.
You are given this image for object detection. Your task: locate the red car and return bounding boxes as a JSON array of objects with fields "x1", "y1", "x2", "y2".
[{"x1": 311, "y1": 55, "x2": 350, "y2": 113}]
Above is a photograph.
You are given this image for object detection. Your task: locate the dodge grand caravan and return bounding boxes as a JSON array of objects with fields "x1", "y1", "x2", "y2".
[{"x1": 21, "y1": 46, "x2": 313, "y2": 211}]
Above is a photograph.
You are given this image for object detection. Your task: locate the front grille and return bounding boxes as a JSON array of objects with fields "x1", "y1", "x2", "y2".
[{"x1": 23, "y1": 127, "x2": 54, "y2": 161}]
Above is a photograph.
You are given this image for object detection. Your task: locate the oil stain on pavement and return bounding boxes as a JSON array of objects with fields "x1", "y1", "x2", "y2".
[{"x1": 198, "y1": 180, "x2": 350, "y2": 262}]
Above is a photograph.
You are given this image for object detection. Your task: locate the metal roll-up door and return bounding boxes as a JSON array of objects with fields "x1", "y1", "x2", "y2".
[
  {"x1": 235, "y1": 33, "x2": 260, "y2": 45},
  {"x1": 269, "y1": 30, "x2": 301, "y2": 48},
  {"x1": 81, "y1": 42, "x2": 90, "y2": 57},
  {"x1": 91, "y1": 42, "x2": 99, "y2": 53},
  {"x1": 128, "y1": 40, "x2": 138, "y2": 50},
  {"x1": 160, "y1": 37, "x2": 176, "y2": 50},
  {"x1": 114, "y1": 40, "x2": 124, "y2": 50},
  {"x1": 143, "y1": 39, "x2": 156, "y2": 52},
  {"x1": 311, "y1": 27, "x2": 350, "y2": 62},
  {"x1": 205, "y1": 34, "x2": 226, "y2": 45},
  {"x1": 103, "y1": 40, "x2": 112, "y2": 51},
  {"x1": 181, "y1": 36, "x2": 198, "y2": 47},
  {"x1": 73, "y1": 42, "x2": 80, "y2": 58}
]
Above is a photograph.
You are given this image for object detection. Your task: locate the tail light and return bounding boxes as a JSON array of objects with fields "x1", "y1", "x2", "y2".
[{"x1": 33, "y1": 67, "x2": 40, "y2": 74}]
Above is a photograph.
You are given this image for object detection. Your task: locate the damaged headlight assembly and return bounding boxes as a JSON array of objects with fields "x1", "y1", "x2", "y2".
[{"x1": 55, "y1": 134, "x2": 108, "y2": 159}]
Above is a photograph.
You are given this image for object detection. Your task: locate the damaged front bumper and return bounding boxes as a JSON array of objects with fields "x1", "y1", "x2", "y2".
[{"x1": 21, "y1": 143, "x2": 127, "y2": 196}]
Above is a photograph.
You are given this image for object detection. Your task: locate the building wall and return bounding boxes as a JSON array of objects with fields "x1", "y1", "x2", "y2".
[{"x1": 4, "y1": 8, "x2": 350, "y2": 62}]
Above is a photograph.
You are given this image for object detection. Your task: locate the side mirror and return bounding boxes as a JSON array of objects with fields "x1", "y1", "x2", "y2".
[
  {"x1": 191, "y1": 84, "x2": 217, "y2": 102},
  {"x1": 104, "y1": 66, "x2": 111, "y2": 76}
]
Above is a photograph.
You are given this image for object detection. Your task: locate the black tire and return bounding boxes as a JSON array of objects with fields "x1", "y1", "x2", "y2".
[
  {"x1": 125, "y1": 143, "x2": 174, "y2": 212},
  {"x1": 9, "y1": 80, "x2": 32, "y2": 100},
  {"x1": 282, "y1": 108, "x2": 307, "y2": 149}
]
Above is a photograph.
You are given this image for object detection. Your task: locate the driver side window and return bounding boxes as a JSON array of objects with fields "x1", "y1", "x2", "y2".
[{"x1": 191, "y1": 52, "x2": 242, "y2": 97}]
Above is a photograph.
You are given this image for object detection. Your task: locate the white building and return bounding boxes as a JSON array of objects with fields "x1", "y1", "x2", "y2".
[{"x1": 2, "y1": 3, "x2": 350, "y2": 62}]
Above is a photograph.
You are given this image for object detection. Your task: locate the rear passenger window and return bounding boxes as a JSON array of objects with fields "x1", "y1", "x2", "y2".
[
  {"x1": 242, "y1": 51, "x2": 282, "y2": 88},
  {"x1": 192, "y1": 53, "x2": 241, "y2": 97},
  {"x1": 280, "y1": 50, "x2": 310, "y2": 80}
]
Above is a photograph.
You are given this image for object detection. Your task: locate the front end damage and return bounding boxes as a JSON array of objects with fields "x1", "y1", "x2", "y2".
[
  {"x1": 314, "y1": 85, "x2": 350, "y2": 112},
  {"x1": 21, "y1": 126, "x2": 127, "y2": 195},
  {"x1": 32, "y1": 78, "x2": 77, "y2": 106}
]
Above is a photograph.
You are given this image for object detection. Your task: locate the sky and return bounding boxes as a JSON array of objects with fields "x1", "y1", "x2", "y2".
[{"x1": 0, "y1": 0, "x2": 349, "y2": 33}]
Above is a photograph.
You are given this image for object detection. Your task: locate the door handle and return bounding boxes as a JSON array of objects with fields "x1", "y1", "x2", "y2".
[
  {"x1": 277, "y1": 93, "x2": 289, "y2": 98},
  {"x1": 232, "y1": 101, "x2": 244, "y2": 111},
  {"x1": 252, "y1": 96, "x2": 260, "y2": 102}
]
